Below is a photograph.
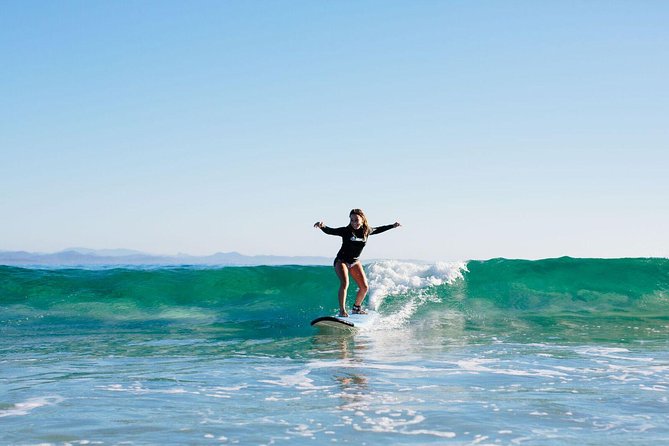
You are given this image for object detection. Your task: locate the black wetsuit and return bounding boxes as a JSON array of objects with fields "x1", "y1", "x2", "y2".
[{"x1": 320, "y1": 224, "x2": 396, "y2": 265}]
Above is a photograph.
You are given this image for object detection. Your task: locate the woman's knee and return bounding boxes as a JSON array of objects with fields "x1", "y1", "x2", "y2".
[{"x1": 349, "y1": 264, "x2": 368, "y2": 292}]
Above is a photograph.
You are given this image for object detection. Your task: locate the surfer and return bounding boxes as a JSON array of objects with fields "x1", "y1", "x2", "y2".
[{"x1": 314, "y1": 209, "x2": 401, "y2": 317}]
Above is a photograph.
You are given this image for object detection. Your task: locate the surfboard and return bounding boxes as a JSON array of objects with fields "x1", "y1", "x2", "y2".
[{"x1": 311, "y1": 311, "x2": 379, "y2": 330}]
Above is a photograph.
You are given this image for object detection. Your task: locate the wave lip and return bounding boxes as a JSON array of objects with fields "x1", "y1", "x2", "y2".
[
  {"x1": 366, "y1": 260, "x2": 467, "y2": 309},
  {"x1": 363, "y1": 260, "x2": 467, "y2": 330}
]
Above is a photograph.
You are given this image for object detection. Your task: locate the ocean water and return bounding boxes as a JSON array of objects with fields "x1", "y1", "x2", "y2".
[{"x1": 1, "y1": 257, "x2": 668, "y2": 445}]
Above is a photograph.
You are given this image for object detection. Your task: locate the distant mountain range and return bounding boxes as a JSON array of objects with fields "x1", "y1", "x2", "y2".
[{"x1": 0, "y1": 248, "x2": 332, "y2": 266}]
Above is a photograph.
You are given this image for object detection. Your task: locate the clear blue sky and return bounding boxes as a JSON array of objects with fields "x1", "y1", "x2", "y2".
[{"x1": 1, "y1": 1, "x2": 667, "y2": 260}]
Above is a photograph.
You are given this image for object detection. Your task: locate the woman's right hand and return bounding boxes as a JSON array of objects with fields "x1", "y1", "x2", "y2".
[{"x1": 314, "y1": 221, "x2": 325, "y2": 229}]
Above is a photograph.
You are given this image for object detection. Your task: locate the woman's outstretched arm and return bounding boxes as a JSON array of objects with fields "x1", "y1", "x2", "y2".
[
  {"x1": 370, "y1": 222, "x2": 401, "y2": 235},
  {"x1": 314, "y1": 222, "x2": 346, "y2": 236}
]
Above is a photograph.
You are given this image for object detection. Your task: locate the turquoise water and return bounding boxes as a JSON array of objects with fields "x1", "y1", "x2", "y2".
[{"x1": 2, "y1": 258, "x2": 669, "y2": 445}]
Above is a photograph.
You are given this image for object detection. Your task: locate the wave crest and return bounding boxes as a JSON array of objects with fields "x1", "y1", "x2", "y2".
[{"x1": 366, "y1": 260, "x2": 467, "y2": 309}]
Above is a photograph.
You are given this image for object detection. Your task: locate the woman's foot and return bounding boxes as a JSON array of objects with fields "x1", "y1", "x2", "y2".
[
  {"x1": 352, "y1": 304, "x2": 367, "y2": 314},
  {"x1": 339, "y1": 309, "x2": 349, "y2": 317}
]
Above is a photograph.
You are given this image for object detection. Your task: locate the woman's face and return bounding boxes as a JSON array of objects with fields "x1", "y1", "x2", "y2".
[{"x1": 350, "y1": 214, "x2": 363, "y2": 230}]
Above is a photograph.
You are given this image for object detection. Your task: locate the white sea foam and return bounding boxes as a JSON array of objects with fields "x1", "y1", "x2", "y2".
[
  {"x1": 258, "y1": 368, "x2": 331, "y2": 391},
  {"x1": 575, "y1": 346, "x2": 655, "y2": 362},
  {"x1": 351, "y1": 409, "x2": 457, "y2": 439},
  {"x1": 307, "y1": 359, "x2": 435, "y2": 373},
  {"x1": 367, "y1": 260, "x2": 467, "y2": 308},
  {"x1": 364, "y1": 260, "x2": 467, "y2": 329},
  {"x1": 0, "y1": 396, "x2": 64, "y2": 418},
  {"x1": 454, "y1": 358, "x2": 569, "y2": 378},
  {"x1": 97, "y1": 383, "x2": 195, "y2": 395},
  {"x1": 399, "y1": 429, "x2": 457, "y2": 439}
]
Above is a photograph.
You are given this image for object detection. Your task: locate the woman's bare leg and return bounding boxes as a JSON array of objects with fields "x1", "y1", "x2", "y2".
[
  {"x1": 334, "y1": 260, "x2": 350, "y2": 316},
  {"x1": 349, "y1": 262, "x2": 369, "y2": 310}
]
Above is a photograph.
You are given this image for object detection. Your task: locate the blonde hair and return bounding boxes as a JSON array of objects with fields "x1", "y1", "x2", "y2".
[{"x1": 349, "y1": 208, "x2": 371, "y2": 238}]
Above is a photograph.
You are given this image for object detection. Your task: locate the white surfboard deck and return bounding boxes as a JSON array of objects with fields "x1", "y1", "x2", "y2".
[{"x1": 311, "y1": 310, "x2": 379, "y2": 330}]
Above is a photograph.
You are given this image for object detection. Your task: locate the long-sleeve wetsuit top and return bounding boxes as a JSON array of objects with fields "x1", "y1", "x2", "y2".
[{"x1": 320, "y1": 224, "x2": 396, "y2": 264}]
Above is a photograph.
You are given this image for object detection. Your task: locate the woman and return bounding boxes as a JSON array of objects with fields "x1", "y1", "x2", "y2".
[{"x1": 314, "y1": 209, "x2": 401, "y2": 317}]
